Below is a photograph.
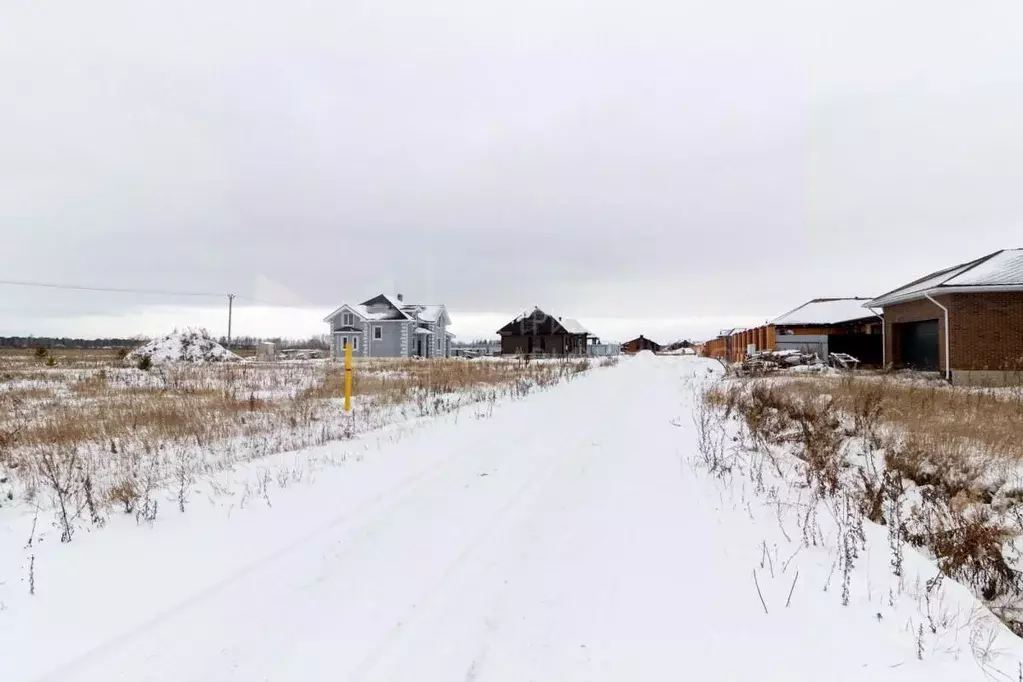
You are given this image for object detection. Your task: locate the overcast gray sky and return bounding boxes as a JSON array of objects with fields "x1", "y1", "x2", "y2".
[{"x1": 3, "y1": 0, "x2": 1023, "y2": 342}]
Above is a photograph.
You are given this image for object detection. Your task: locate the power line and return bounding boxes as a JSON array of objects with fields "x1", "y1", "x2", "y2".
[
  {"x1": 0, "y1": 277, "x2": 318, "y2": 314},
  {"x1": 0, "y1": 277, "x2": 227, "y2": 298}
]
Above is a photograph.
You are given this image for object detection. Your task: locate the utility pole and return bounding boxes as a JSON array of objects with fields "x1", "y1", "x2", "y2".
[{"x1": 227, "y1": 293, "x2": 235, "y2": 349}]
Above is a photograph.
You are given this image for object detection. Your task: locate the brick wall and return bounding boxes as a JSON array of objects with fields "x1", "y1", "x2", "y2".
[
  {"x1": 948, "y1": 293, "x2": 1023, "y2": 370},
  {"x1": 881, "y1": 296, "x2": 949, "y2": 369},
  {"x1": 884, "y1": 292, "x2": 1023, "y2": 371}
]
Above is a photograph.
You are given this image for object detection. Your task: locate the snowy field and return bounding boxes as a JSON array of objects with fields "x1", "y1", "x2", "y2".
[
  {"x1": 3, "y1": 354, "x2": 1023, "y2": 680},
  {"x1": 0, "y1": 347, "x2": 603, "y2": 513}
]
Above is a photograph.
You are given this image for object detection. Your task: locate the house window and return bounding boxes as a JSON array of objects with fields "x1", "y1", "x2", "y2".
[
  {"x1": 352, "y1": 336, "x2": 359, "y2": 351},
  {"x1": 340, "y1": 336, "x2": 348, "y2": 352},
  {"x1": 342, "y1": 312, "x2": 353, "y2": 326},
  {"x1": 374, "y1": 326, "x2": 382, "y2": 340}
]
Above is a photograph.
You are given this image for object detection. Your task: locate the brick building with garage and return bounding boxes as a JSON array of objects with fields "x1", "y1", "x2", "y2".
[{"x1": 866, "y1": 249, "x2": 1023, "y2": 385}]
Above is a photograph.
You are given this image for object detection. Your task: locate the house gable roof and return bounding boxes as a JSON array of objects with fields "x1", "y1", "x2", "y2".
[
  {"x1": 496, "y1": 307, "x2": 590, "y2": 336},
  {"x1": 360, "y1": 294, "x2": 413, "y2": 320},
  {"x1": 402, "y1": 304, "x2": 451, "y2": 325},
  {"x1": 323, "y1": 303, "x2": 375, "y2": 323},
  {"x1": 867, "y1": 249, "x2": 1023, "y2": 308},
  {"x1": 326, "y1": 294, "x2": 455, "y2": 324},
  {"x1": 623, "y1": 335, "x2": 662, "y2": 347},
  {"x1": 770, "y1": 298, "x2": 878, "y2": 326}
]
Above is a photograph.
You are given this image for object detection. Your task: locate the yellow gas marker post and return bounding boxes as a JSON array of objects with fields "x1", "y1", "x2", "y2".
[{"x1": 344, "y1": 342, "x2": 353, "y2": 412}]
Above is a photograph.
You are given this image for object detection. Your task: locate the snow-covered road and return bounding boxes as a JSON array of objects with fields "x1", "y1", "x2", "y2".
[{"x1": 6, "y1": 355, "x2": 1023, "y2": 681}]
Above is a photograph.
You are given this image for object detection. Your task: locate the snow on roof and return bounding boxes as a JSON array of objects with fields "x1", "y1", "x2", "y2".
[
  {"x1": 559, "y1": 317, "x2": 589, "y2": 334},
  {"x1": 868, "y1": 249, "x2": 1023, "y2": 307},
  {"x1": 403, "y1": 304, "x2": 446, "y2": 323},
  {"x1": 512, "y1": 307, "x2": 538, "y2": 322},
  {"x1": 414, "y1": 327, "x2": 434, "y2": 335},
  {"x1": 327, "y1": 295, "x2": 453, "y2": 324},
  {"x1": 939, "y1": 249, "x2": 1023, "y2": 286},
  {"x1": 323, "y1": 303, "x2": 394, "y2": 322},
  {"x1": 507, "y1": 308, "x2": 588, "y2": 334},
  {"x1": 378, "y1": 294, "x2": 412, "y2": 312},
  {"x1": 770, "y1": 298, "x2": 877, "y2": 326}
]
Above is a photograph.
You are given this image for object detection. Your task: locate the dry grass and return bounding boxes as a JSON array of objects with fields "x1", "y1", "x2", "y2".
[
  {"x1": 0, "y1": 347, "x2": 124, "y2": 368},
  {"x1": 703, "y1": 372, "x2": 1023, "y2": 621},
  {"x1": 0, "y1": 351, "x2": 600, "y2": 522},
  {"x1": 739, "y1": 375, "x2": 1023, "y2": 463}
]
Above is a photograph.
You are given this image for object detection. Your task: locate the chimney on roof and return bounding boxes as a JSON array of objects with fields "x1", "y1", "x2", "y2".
[{"x1": 397, "y1": 293, "x2": 403, "y2": 302}]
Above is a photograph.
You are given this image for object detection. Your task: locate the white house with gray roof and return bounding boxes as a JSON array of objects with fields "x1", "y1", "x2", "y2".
[{"x1": 323, "y1": 294, "x2": 453, "y2": 359}]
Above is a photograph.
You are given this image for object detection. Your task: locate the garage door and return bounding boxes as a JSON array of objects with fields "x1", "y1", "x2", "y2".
[{"x1": 897, "y1": 320, "x2": 939, "y2": 370}]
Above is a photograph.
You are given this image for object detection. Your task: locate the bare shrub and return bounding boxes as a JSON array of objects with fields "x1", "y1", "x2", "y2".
[
  {"x1": 907, "y1": 505, "x2": 1020, "y2": 602},
  {"x1": 783, "y1": 395, "x2": 843, "y2": 494},
  {"x1": 740, "y1": 383, "x2": 790, "y2": 443},
  {"x1": 693, "y1": 385, "x2": 731, "y2": 474},
  {"x1": 37, "y1": 447, "x2": 82, "y2": 542},
  {"x1": 109, "y1": 479, "x2": 140, "y2": 514}
]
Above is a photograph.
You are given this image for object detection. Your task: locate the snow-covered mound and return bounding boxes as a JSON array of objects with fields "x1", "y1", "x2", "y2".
[{"x1": 125, "y1": 328, "x2": 241, "y2": 366}]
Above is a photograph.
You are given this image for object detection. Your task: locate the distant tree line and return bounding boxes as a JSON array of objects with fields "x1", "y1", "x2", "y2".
[
  {"x1": 0, "y1": 333, "x2": 332, "y2": 351},
  {"x1": 0, "y1": 336, "x2": 144, "y2": 349},
  {"x1": 451, "y1": 338, "x2": 500, "y2": 348},
  {"x1": 215, "y1": 335, "x2": 330, "y2": 350}
]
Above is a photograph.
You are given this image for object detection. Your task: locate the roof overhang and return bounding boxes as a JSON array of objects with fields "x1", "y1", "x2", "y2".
[
  {"x1": 867, "y1": 284, "x2": 1023, "y2": 308},
  {"x1": 773, "y1": 316, "x2": 879, "y2": 328}
]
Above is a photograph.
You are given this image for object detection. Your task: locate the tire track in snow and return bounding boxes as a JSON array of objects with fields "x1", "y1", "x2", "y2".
[
  {"x1": 345, "y1": 436, "x2": 602, "y2": 682},
  {"x1": 33, "y1": 365, "x2": 623, "y2": 682},
  {"x1": 29, "y1": 394, "x2": 552, "y2": 681}
]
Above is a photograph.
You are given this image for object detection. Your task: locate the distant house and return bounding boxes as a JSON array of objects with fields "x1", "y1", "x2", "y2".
[
  {"x1": 866, "y1": 249, "x2": 1023, "y2": 385},
  {"x1": 497, "y1": 307, "x2": 591, "y2": 356},
  {"x1": 621, "y1": 335, "x2": 662, "y2": 354},
  {"x1": 323, "y1": 294, "x2": 452, "y2": 359}
]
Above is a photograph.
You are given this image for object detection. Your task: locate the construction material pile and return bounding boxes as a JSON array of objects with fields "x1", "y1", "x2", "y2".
[{"x1": 737, "y1": 349, "x2": 860, "y2": 376}]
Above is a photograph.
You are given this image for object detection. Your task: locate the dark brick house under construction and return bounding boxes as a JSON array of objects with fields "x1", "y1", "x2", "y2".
[
  {"x1": 497, "y1": 307, "x2": 590, "y2": 356},
  {"x1": 866, "y1": 249, "x2": 1023, "y2": 385}
]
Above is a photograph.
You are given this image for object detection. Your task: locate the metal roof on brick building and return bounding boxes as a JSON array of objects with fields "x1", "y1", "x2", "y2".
[
  {"x1": 867, "y1": 249, "x2": 1023, "y2": 308},
  {"x1": 770, "y1": 298, "x2": 877, "y2": 326}
]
